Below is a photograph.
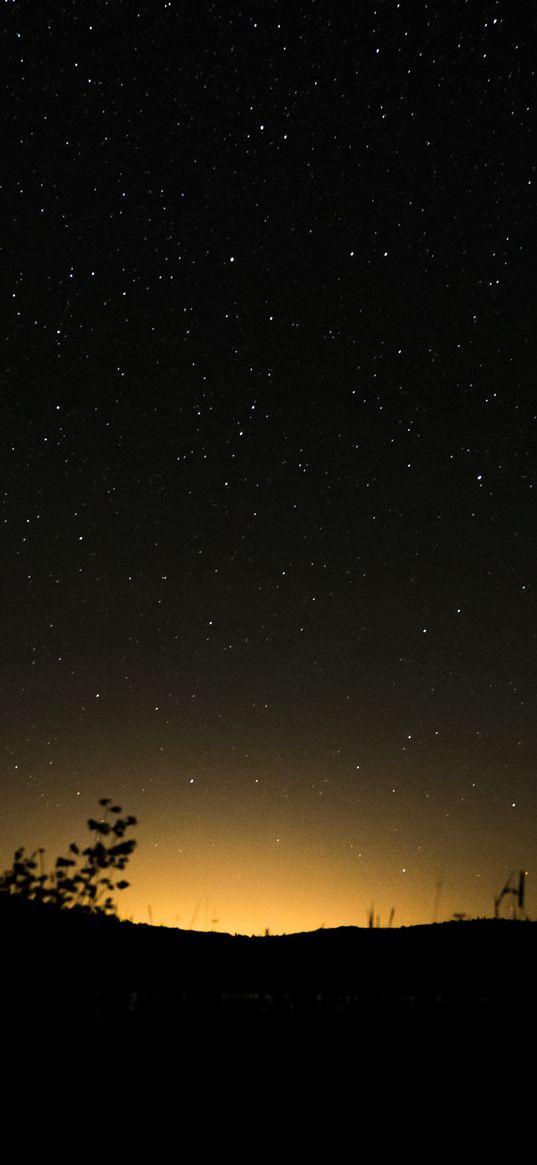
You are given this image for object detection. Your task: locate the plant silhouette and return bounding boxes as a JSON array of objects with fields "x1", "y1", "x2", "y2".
[{"x1": 0, "y1": 798, "x2": 137, "y2": 915}]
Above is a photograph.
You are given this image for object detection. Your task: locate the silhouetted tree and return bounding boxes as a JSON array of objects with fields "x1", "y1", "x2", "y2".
[{"x1": 0, "y1": 798, "x2": 137, "y2": 915}]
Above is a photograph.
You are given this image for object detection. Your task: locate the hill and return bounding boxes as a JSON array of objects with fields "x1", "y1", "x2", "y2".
[
  {"x1": 4, "y1": 896, "x2": 536, "y2": 1152},
  {"x1": 3, "y1": 894, "x2": 536, "y2": 1044}
]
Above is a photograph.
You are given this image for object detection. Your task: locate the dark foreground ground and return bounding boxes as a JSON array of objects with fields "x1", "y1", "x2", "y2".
[{"x1": 2, "y1": 898, "x2": 535, "y2": 1154}]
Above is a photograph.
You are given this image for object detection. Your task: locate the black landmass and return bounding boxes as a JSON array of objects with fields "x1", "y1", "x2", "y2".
[
  {"x1": 4, "y1": 896, "x2": 536, "y2": 1149},
  {"x1": 3, "y1": 894, "x2": 535, "y2": 1049}
]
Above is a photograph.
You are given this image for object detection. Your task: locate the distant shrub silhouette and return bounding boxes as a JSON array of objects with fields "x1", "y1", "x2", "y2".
[{"x1": 0, "y1": 798, "x2": 137, "y2": 915}]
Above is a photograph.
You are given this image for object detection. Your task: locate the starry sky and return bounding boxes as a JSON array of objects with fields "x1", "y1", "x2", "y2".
[{"x1": 3, "y1": 0, "x2": 537, "y2": 934}]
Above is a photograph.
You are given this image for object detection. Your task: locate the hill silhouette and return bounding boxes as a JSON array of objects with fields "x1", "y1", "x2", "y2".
[
  {"x1": 3, "y1": 894, "x2": 536, "y2": 1053},
  {"x1": 5, "y1": 894, "x2": 537, "y2": 1158}
]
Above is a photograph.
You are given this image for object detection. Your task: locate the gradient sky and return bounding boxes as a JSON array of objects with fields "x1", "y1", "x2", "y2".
[{"x1": 2, "y1": 1, "x2": 537, "y2": 933}]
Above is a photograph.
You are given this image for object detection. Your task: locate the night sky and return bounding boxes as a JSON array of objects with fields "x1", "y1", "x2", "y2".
[{"x1": 3, "y1": 1, "x2": 537, "y2": 934}]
